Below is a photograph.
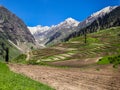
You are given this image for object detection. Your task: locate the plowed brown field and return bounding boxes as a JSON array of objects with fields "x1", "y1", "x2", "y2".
[{"x1": 9, "y1": 63, "x2": 120, "y2": 90}]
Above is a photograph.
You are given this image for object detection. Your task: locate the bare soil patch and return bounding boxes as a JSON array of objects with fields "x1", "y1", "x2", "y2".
[
  {"x1": 9, "y1": 63, "x2": 120, "y2": 90},
  {"x1": 48, "y1": 57, "x2": 102, "y2": 68}
]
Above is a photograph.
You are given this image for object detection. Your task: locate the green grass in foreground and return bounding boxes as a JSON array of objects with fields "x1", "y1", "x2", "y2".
[{"x1": 0, "y1": 62, "x2": 54, "y2": 90}]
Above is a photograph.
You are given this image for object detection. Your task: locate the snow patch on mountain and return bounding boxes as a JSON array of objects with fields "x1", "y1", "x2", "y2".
[
  {"x1": 28, "y1": 17, "x2": 80, "y2": 45},
  {"x1": 28, "y1": 25, "x2": 50, "y2": 34},
  {"x1": 28, "y1": 6, "x2": 118, "y2": 45},
  {"x1": 78, "y1": 6, "x2": 118, "y2": 28},
  {"x1": 62, "y1": 18, "x2": 79, "y2": 26},
  {"x1": 28, "y1": 17, "x2": 79, "y2": 35},
  {"x1": 91, "y1": 6, "x2": 118, "y2": 18}
]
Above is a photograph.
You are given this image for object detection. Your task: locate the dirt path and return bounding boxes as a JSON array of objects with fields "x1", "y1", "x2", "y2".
[{"x1": 8, "y1": 63, "x2": 120, "y2": 90}]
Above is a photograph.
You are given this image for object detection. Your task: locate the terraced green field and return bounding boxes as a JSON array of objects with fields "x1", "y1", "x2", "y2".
[
  {"x1": 13, "y1": 27, "x2": 120, "y2": 67},
  {"x1": 65, "y1": 27, "x2": 120, "y2": 59}
]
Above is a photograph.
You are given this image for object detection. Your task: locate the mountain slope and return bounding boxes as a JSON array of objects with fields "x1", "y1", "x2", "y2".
[
  {"x1": 0, "y1": 38, "x2": 21, "y2": 61},
  {"x1": 28, "y1": 25, "x2": 50, "y2": 35},
  {"x1": 45, "y1": 18, "x2": 79, "y2": 45},
  {"x1": 29, "y1": 6, "x2": 118, "y2": 46},
  {"x1": 28, "y1": 18, "x2": 79, "y2": 45},
  {"x1": 78, "y1": 6, "x2": 118, "y2": 29},
  {"x1": 23, "y1": 26, "x2": 120, "y2": 67},
  {"x1": 0, "y1": 6, "x2": 37, "y2": 60},
  {"x1": 0, "y1": 6, "x2": 36, "y2": 53},
  {"x1": 63, "y1": 6, "x2": 120, "y2": 42}
]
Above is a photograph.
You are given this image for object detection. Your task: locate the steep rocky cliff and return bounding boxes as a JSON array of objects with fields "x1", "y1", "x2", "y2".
[{"x1": 0, "y1": 6, "x2": 36, "y2": 52}]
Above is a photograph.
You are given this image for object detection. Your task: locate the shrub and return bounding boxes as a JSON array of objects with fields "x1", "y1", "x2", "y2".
[
  {"x1": 26, "y1": 60, "x2": 38, "y2": 65},
  {"x1": 12, "y1": 54, "x2": 27, "y2": 63},
  {"x1": 97, "y1": 55, "x2": 120, "y2": 68}
]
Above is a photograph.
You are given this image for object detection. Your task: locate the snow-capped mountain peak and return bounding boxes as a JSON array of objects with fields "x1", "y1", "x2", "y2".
[
  {"x1": 28, "y1": 18, "x2": 80, "y2": 45},
  {"x1": 65, "y1": 17, "x2": 78, "y2": 22},
  {"x1": 28, "y1": 25, "x2": 50, "y2": 34},
  {"x1": 28, "y1": 17, "x2": 80, "y2": 35},
  {"x1": 28, "y1": 6, "x2": 119, "y2": 46},
  {"x1": 65, "y1": 17, "x2": 79, "y2": 26},
  {"x1": 91, "y1": 6, "x2": 118, "y2": 18},
  {"x1": 58, "y1": 17, "x2": 79, "y2": 27},
  {"x1": 78, "y1": 6, "x2": 118, "y2": 27}
]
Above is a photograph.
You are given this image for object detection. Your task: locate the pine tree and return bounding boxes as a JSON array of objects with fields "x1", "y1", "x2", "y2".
[
  {"x1": 5, "y1": 47, "x2": 9, "y2": 63},
  {"x1": 0, "y1": 42, "x2": 9, "y2": 63},
  {"x1": 84, "y1": 29, "x2": 87, "y2": 44}
]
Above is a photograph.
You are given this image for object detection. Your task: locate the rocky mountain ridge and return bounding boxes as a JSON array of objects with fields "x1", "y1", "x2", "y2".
[
  {"x1": 78, "y1": 6, "x2": 118, "y2": 29},
  {"x1": 28, "y1": 6, "x2": 118, "y2": 45},
  {"x1": 64, "y1": 6, "x2": 120, "y2": 41},
  {"x1": 0, "y1": 6, "x2": 36, "y2": 52},
  {"x1": 28, "y1": 17, "x2": 79, "y2": 45}
]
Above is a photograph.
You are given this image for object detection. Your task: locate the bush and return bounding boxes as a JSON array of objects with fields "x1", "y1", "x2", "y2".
[
  {"x1": 12, "y1": 54, "x2": 27, "y2": 63},
  {"x1": 97, "y1": 55, "x2": 120, "y2": 68},
  {"x1": 26, "y1": 60, "x2": 39, "y2": 65}
]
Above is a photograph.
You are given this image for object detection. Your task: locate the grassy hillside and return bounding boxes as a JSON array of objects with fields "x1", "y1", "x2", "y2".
[
  {"x1": 63, "y1": 26, "x2": 120, "y2": 59},
  {"x1": 0, "y1": 62, "x2": 54, "y2": 90},
  {"x1": 14, "y1": 27, "x2": 120, "y2": 67}
]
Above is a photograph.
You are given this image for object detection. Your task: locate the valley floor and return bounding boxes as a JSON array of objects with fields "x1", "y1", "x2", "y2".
[{"x1": 9, "y1": 63, "x2": 120, "y2": 90}]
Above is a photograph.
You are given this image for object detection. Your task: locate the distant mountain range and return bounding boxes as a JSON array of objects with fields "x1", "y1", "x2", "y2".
[
  {"x1": 64, "y1": 6, "x2": 120, "y2": 41},
  {"x1": 0, "y1": 5, "x2": 119, "y2": 60},
  {"x1": 28, "y1": 18, "x2": 79, "y2": 45},
  {"x1": 0, "y1": 5, "x2": 119, "y2": 55},
  {"x1": 28, "y1": 6, "x2": 120, "y2": 46}
]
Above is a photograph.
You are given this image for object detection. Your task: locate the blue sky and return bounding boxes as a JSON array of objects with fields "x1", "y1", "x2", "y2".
[{"x1": 0, "y1": 0, "x2": 119, "y2": 26}]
